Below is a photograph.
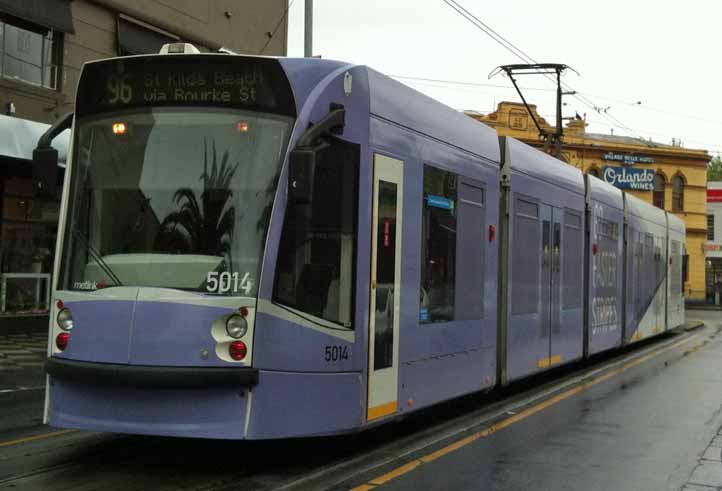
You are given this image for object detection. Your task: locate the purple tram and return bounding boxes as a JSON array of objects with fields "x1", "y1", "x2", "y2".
[{"x1": 36, "y1": 44, "x2": 685, "y2": 440}]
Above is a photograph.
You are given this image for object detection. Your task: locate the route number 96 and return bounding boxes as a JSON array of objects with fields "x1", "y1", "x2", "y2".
[{"x1": 108, "y1": 73, "x2": 132, "y2": 104}]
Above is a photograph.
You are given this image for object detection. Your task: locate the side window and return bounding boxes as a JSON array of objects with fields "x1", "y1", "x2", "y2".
[
  {"x1": 511, "y1": 197, "x2": 540, "y2": 314},
  {"x1": 644, "y1": 234, "x2": 655, "y2": 298},
  {"x1": 562, "y1": 211, "x2": 583, "y2": 309},
  {"x1": 671, "y1": 240, "x2": 681, "y2": 296},
  {"x1": 682, "y1": 253, "x2": 689, "y2": 294},
  {"x1": 273, "y1": 138, "x2": 359, "y2": 327},
  {"x1": 455, "y1": 181, "x2": 485, "y2": 320},
  {"x1": 626, "y1": 230, "x2": 635, "y2": 306},
  {"x1": 420, "y1": 166, "x2": 457, "y2": 323},
  {"x1": 625, "y1": 228, "x2": 635, "y2": 305}
]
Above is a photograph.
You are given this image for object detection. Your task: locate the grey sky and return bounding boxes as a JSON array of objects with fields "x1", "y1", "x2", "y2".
[{"x1": 286, "y1": 1, "x2": 721, "y2": 156}]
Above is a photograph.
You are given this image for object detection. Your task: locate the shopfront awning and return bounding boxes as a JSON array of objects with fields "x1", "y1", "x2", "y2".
[
  {"x1": 0, "y1": 0, "x2": 75, "y2": 34},
  {"x1": 0, "y1": 114, "x2": 70, "y2": 164}
]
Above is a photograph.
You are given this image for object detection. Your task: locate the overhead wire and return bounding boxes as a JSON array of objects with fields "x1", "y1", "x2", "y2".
[
  {"x1": 442, "y1": 0, "x2": 647, "y2": 140},
  {"x1": 394, "y1": 74, "x2": 722, "y2": 136},
  {"x1": 394, "y1": 75, "x2": 722, "y2": 125}
]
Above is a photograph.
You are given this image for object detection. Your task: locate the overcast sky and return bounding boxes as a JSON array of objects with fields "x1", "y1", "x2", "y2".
[{"x1": 286, "y1": 1, "x2": 721, "y2": 157}]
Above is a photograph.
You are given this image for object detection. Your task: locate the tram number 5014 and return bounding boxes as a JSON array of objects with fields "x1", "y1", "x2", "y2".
[{"x1": 324, "y1": 345, "x2": 349, "y2": 363}]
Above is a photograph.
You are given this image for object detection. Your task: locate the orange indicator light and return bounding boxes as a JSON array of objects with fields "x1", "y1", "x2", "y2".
[
  {"x1": 112, "y1": 122, "x2": 128, "y2": 135},
  {"x1": 237, "y1": 121, "x2": 249, "y2": 132}
]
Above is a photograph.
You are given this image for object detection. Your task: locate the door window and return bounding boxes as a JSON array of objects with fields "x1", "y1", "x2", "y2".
[
  {"x1": 511, "y1": 197, "x2": 540, "y2": 315},
  {"x1": 374, "y1": 181, "x2": 398, "y2": 370},
  {"x1": 562, "y1": 211, "x2": 582, "y2": 309}
]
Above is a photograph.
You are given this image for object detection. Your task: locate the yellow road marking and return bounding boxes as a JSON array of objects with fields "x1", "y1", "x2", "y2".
[
  {"x1": 0, "y1": 429, "x2": 77, "y2": 448},
  {"x1": 351, "y1": 333, "x2": 698, "y2": 491},
  {"x1": 368, "y1": 400, "x2": 398, "y2": 421},
  {"x1": 368, "y1": 461, "x2": 420, "y2": 485}
]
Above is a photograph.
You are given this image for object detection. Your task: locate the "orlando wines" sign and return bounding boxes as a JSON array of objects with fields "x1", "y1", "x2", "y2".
[{"x1": 603, "y1": 166, "x2": 654, "y2": 191}]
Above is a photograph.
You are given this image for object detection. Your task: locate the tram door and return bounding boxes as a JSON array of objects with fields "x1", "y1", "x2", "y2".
[
  {"x1": 367, "y1": 154, "x2": 403, "y2": 422},
  {"x1": 540, "y1": 204, "x2": 563, "y2": 367}
]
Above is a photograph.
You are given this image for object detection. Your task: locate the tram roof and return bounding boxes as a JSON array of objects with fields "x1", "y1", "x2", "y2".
[
  {"x1": 587, "y1": 174, "x2": 624, "y2": 211},
  {"x1": 366, "y1": 68, "x2": 501, "y2": 164},
  {"x1": 624, "y1": 191, "x2": 667, "y2": 227},
  {"x1": 503, "y1": 136, "x2": 585, "y2": 195}
]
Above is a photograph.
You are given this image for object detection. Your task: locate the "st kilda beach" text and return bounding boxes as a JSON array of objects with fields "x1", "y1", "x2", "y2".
[{"x1": 141, "y1": 70, "x2": 263, "y2": 104}]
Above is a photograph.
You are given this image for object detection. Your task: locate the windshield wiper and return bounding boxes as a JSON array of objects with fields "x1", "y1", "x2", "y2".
[{"x1": 70, "y1": 227, "x2": 123, "y2": 287}]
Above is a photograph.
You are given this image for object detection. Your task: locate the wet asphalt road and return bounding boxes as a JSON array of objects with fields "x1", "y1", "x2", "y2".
[
  {"x1": 345, "y1": 311, "x2": 722, "y2": 491},
  {"x1": 0, "y1": 311, "x2": 719, "y2": 490}
]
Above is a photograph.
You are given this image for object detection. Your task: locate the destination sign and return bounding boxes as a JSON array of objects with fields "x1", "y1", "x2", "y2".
[
  {"x1": 603, "y1": 166, "x2": 654, "y2": 191},
  {"x1": 602, "y1": 152, "x2": 655, "y2": 165},
  {"x1": 75, "y1": 55, "x2": 296, "y2": 117}
]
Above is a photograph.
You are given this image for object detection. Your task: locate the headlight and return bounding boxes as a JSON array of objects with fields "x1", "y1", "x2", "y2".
[
  {"x1": 226, "y1": 315, "x2": 247, "y2": 339},
  {"x1": 57, "y1": 308, "x2": 74, "y2": 331}
]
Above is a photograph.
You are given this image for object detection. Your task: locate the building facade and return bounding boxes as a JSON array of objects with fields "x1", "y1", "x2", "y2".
[
  {"x1": 0, "y1": 0, "x2": 288, "y2": 318},
  {"x1": 468, "y1": 102, "x2": 710, "y2": 302},
  {"x1": 705, "y1": 182, "x2": 722, "y2": 303}
]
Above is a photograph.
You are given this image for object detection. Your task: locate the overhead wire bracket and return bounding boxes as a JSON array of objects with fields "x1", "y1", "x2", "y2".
[{"x1": 490, "y1": 63, "x2": 579, "y2": 160}]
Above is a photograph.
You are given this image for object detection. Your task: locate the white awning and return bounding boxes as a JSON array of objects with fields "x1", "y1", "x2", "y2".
[{"x1": 0, "y1": 114, "x2": 70, "y2": 164}]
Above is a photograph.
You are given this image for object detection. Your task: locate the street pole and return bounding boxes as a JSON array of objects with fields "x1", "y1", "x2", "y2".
[
  {"x1": 555, "y1": 68, "x2": 563, "y2": 159},
  {"x1": 304, "y1": 0, "x2": 313, "y2": 57}
]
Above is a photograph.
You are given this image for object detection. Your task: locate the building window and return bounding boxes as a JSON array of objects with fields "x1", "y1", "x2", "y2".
[
  {"x1": 708, "y1": 215, "x2": 715, "y2": 241},
  {"x1": 0, "y1": 17, "x2": 60, "y2": 89},
  {"x1": 672, "y1": 175, "x2": 685, "y2": 211},
  {"x1": 653, "y1": 174, "x2": 666, "y2": 209}
]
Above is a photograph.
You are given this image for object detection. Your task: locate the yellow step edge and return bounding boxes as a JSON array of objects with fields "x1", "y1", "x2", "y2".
[
  {"x1": 368, "y1": 400, "x2": 398, "y2": 421},
  {"x1": 538, "y1": 354, "x2": 562, "y2": 369}
]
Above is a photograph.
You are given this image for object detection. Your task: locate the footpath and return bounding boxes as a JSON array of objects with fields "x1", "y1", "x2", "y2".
[{"x1": 0, "y1": 316, "x2": 47, "y2": 388}]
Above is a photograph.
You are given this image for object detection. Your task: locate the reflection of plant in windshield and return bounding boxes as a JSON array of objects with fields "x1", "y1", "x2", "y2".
[{"x1": 155, "y1": 139, "x2": 238, "y2": 264}]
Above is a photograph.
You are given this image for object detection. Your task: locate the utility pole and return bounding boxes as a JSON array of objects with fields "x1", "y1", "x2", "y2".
[
  {"x1": 304, "y1": 0, "x2": 313, "y2": 57},
  {"x1": 489, "y1": 63, "x2": 578, "y2": 160}
]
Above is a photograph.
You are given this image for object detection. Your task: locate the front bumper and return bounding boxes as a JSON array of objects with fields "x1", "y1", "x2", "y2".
[{"x1": 45, "y1": 357, "x2": 259, "y2": 389}]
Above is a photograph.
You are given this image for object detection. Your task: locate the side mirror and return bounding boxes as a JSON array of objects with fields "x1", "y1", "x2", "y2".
[
  {"x1": 32, "y1": 146, "x2": 59, "y2": 198},
  {"x1": 32, "y1": 111, "x2": 74, "y2": 199},
  {"x1": 288, "y1": 147, "x2": 317, "y2": 204},
  {"x1": 287, "y1": 104, "x2": 345, "y2": 205}
]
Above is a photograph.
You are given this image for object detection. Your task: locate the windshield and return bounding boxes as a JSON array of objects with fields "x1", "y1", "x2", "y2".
[{"x1": 60, "y1": 108, "x2": 293, "y2": 296}]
